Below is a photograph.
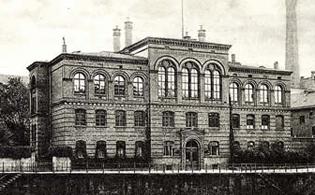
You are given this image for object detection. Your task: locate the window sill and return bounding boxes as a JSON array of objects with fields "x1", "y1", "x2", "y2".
[
  {"x1": 162, "y1": 155, "x2": 174, "y2": 158},
  {"x1": 115, "y1": 126, "x2": 127, "y2": 128},
  {"x1": 95, "y1": 126, "x2": 108, "y2": 128},
  {"x1": 74, "y1": 93, "x2": 86, "y2": 96},
  {"x1": 133, "y1": 96, "x2": 144, "y2": 99},
  {"x1": 75, "y1": 125, "x2": 87, "y2": 128},
  {"x1": 208, "y1": 126, "x2": 220, "y2": 129}
]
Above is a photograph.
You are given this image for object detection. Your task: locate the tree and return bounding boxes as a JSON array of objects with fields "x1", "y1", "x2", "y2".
[{"x1": 0, "y1": 77, "x2": 29, "y2": 145}]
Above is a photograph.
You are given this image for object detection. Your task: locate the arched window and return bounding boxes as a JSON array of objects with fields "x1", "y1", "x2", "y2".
[
  {"x1": 95, "y1": 141, "x2": 106, "y2": 159},
  {"x1": 208, "y1": 141, "x2": 219, "y2": 156},
  {"x1": 261, "y1": 115, "x2": 270, "y2": 130},
  {"x1": 186, "y1": 112, "x2": 198, "y2": 127},
  {"x1": 229, "y1": 83, "x2": 239, "y2": 103},
  {"x1": 205, "y1": 70, "x2": 212, "y2": 99},
  {"x1": 133, "y1": 77, "x2": 144, "y2": 97},
  {"x1": 259, "y1": 84, "x2": 268, "y2": 103},
  {"x1": 115, "y1": 110, "x2": 126, "y2": 127},
  {"x1": 182, "y1": 62, "x2": 199, "y2": 99},
  {"x1": 162, "y1": 111, "x2": 175, "y2": 127},
  {"x1": 134, "y1": 111, "x2": 145, "y2": 127},
  {"x1": 94, "y1": 74, "x2": 106, "y2": 95},
  {"x1": 157, "y1": 60, "x2": 176, "y2": 98},
  {"x1": 209, "y1": 113, "x2": 220, "y2": 127},
  {"x1": 246, "y1": 114, "x2": 255, "y2": 129},
  {"x1": 275, "y1": 85, "x2": 283, "y2": 104},
  {"x1": 75, "y1": 109, "x2": 86, "y2": 126},
  {"x1": 95, "y1": 110, "x2": 106, "y2": 126},
  {"x1": 213, "y1": 70, "x2": 221, "y2": 99},
  {"x1": 74, "y1": 73, "x2": 86, "y2": 93},
  {"x1": 244, "y1": 84, "x2": 254, "y2": 103},
  {"x1": 114, "y1": 75, "x2": 125, "y2": 96},
  {"x1": 191, "y1": 68, "x2": 198, "y2": 98},
  {"x1": 158, "y1": 67, "x2": 166, "y2": 97},
  {"x1": 182, "y1": 68, "x2": 189, "y2": 98}
]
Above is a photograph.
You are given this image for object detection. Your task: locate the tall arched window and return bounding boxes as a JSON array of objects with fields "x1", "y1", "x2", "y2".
[
  {"x1": 229, "y1": 83, "x2": 239, "y2": 103},
  {"x1": 157, "y1": 60, "x2": 176, "y2": 98},
  {"x1": 259, "y1": 84, "x2": 268, "y2": 103},
  {"x1": 191, "y1": 68, "x2": 199, "y2": 98},
  {"x1": 182, "y1": 68, "x2": 189, "y2": 98},
  {"x1": 133, "y1": 77, "x2": 144, "y2": 97},
  {"x1": 74, "y1": 73, "x2": 86, "y2": 93},
  {"x1": 205, "y1": 70, "x2": 212, "y2": 99},
  {"x1": 94, "y1": 74, "x2": 106, "y2": 95},
  {"x1": 244, "y1": 84, "x2": 254, "y2": 103},
  {"x1": 213, "y1": 70, "x2": 221, "y2": 99},
  {"x1": 275, "y1": 85, "x2": 283, "y2": 104},
  {"x1": 114, "y1": 75, "x2": 125, "y2": 96}
]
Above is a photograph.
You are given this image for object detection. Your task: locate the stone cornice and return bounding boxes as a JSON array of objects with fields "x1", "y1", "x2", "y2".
[{"x1": 229, "y1": 65, "x2": 292, "y2": 75}]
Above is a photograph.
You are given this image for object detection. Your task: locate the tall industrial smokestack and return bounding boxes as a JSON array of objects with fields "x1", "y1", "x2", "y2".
[
  {"x1": 285, "y1": 0, "x2": 300, "y2": 88},
  {"x1": 198, "y1": 25, "x2": 206, "y2": 42},
  {"x1": 113, "y1": 26, "x2": 121, "y2": 52},
  {"x1": 125, "y1": 18, "x2": 133, "y2": 47}
]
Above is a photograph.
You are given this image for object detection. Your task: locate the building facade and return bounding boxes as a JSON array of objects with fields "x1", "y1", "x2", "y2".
[{"x1": 28, "y1": 37, "x2": 292, "y2": 168}]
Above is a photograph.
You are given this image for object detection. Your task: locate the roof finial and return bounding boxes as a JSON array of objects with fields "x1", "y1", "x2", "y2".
[{"x1": 62, "y1": 37, "x2": 67, "y2": 53}]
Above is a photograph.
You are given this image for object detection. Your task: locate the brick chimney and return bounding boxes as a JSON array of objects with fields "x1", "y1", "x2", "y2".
[
  {"x1": 274, "y1": 61, "x2": 279, "y2": 70},
  {"x1": 124, "y1": 18, "x2": 133, "y2": 47},
  {"x1": 62, "y1": 37, "x2": 67, "y2": 53},
  {"x1": 113, "y1": 26, "x2": 121, "y2": 52},
  {"x1": 198, "y1": 25, "x2": 206, "y2": 42},
  {"x1": 231, "y1": 54, "x2": 236, "y2": 63}
]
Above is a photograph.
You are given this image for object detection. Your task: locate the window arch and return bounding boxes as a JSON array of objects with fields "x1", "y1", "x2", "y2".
[
  {"x1": 133, "y1": 77, "x2": 144, "y2": 97},
  {"x1": 94, "y1": 74, "x2": 106, "y2": 95},
  {"x1": 275, "y1": 85, "x2": 283, "y2": 104},
  {"x1": 259, "y1": 84, "x2": 268, "y2": 103},
  {"x1": 229, "y1": 82, "x2": 239, "y2": 103},
  {"x1": 114, "y1": 75, "x2": 125, "y2": 96},
  {"x1": 157, "y1": 60, "x2": 176, "y2": 98},
  {"x1": 182, "y1": 62, "x2": 199, "y2": 99},
  {"x1": 244, "y1": 83, "x2": 254, "y2": 103},
  {"x1": 74, "y1": 73, "x2": 86, "y2": 93}
]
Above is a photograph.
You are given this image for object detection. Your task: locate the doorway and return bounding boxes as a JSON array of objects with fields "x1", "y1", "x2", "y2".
[{"x1": 185, "y1": 140, "x2": 199, "y2": 170}]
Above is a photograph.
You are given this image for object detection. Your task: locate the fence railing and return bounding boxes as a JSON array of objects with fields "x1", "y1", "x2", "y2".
[{"x1": 2, "y1": 161, "x2": 315, "y2": 173}]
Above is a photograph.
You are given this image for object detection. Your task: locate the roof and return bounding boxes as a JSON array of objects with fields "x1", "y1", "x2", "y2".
[
  {"x1": 291, "y1": 89, "x2": 315, "y2": 110},
  {"x1": 72, "y1": 51, "x2": 147, "y2": 61},
  {"x1": 119, "y1": 37, "x2": 232, "y2": 54},
  {"x1": 228, "y1": 63, "x2": 292, "y2": 75}
]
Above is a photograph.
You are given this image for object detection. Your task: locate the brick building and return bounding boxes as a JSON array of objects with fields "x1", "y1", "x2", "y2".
[{"x1": 27, "y1": 35, "x2": 292, "y2": 168}]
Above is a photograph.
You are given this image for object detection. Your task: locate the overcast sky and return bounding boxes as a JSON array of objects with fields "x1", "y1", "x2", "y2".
[{"x1": 0, "y1": 0, "x2": 314, "y2": 77}]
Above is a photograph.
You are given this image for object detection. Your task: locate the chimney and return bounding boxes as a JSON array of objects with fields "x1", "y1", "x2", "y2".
[
  {"x1": 183, "y1": 32, "x2": 191, "y2": 40},
  {"x1": 113, "y1": 26, "x2": 121, "y2": 52},
  {"x1": 198, "y1": 25, "x2": 206, "y2": 42},
  {"x1": 311, "y1": 71, "x2": 315, "y2": 80},
  {"x1": 231, "y1": 54, "x2": 236, "y2": 63},
  {"x1": 124, "y1": 18, "x2": 133, "y2": 47},
  {"x1": 62, "y1": 37, "x2": 67, "y2": 53},
  {"x1": 274, "y1": 61, "x2": 279, "y2": 70}
]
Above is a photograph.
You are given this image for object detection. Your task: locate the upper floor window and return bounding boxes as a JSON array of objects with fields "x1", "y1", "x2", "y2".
[
  {"x1": 205, "y1": 65, "x2": 222, "y2": 100},
  {"x1": 163, "y1": 141, "x2": 174, "y2": 156},
  {"x1": 182, "y1": 62, "x2": 199, "y2": 99},
  {"x1": 229, "y1": 82, "x2": 239, "y2": 103},
  {"x1": 232, "y1": 114, "x2": 240, "y2": 129},
  {"x1": 259, "y1": 84, "x2": 268, "y2": 103},
  {"x1": 133, "y1": 77, "x2": 144, "y2": 97},
  {"x1": 75, "y1": 109, "x2": 86, "y2": 126},
  {"x1": 95, "y1": 141, "x2": 106, "y2": 159},
  {"x1": 299, "y1": 115, "x2": 305, "y2": 125},
  {"x1": 158, "y1": 60, "x2": 176, "y2": 98},
  {"x1": 275, "y1": 85, "x2": 283, "y2": 104},
  {"x1": 246, "y1": 114, "x2": 255, "y2": 129},
  {"x1": 162, "y1": 111, "x2": 175, "y2": 127},
  {"x1": 74, "y1": 73, "x2": 86, "y2": 94},
  {"x1": 95, "y1": 110, "x2": 106, "y2": 126},
  {"x1": 186, "y1": 112, "x2": 198, "y2": 127},
  {"x1": 114, "y1": 75, "x2": 125, "y2": 96},
  {"x1": 244, "y1": 84, "x2": 254, "y2": 103},
  {"x1": 205, "y1": 70, "x2": 212, "y2": 99},
  {"x1": 115, "y1": 110, "x2": 126, "y2": 127},
  {"x1": 208, "y1": 141, "x2": 219, "y2": 156},
  {"x1": 276, "y1": 115, "x2": 284, "y2": 130},
  {"x1": 94, "y1": 74, "x2": 106, "y2": 95},
  {"x1": 209, "y1": 113, "x2": 220, "y2": 127},
  {"x1": 116, "y1": 141, "x2": 126, "y2": 158},
  {"x1": 134, "y1": 111, "x2": 145, "y2": 127},
  {"x1": 213, "y1": 70, "x2": 221, "y2": 99},
  {"x1": 261, "y1": 115, "x2": 270, "y2": 130}
]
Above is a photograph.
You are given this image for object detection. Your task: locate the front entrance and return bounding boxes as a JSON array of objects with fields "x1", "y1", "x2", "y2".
[{"x1": 185, "y1": 140, "x2": 199, "y2": 170}]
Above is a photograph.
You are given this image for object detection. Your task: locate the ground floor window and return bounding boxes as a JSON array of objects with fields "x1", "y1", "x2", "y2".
[
  {"x1": 208, "y1": 141, "x2": 219, "y2": 156},
  {"x1": 135, "y1": 141, "x2": 145, "y2": 158},
  {"x1": 116, "y1": 141, "x2": 126, "y2": 158},
  {"x1": 163, "y1": 141, "x2": 174, "y2": 156},
  {"x1": 75, "y1": 140, "x2": 87, "y2": 159},
  {"x1": 95, "y1": 141, "x2": 106, "y2": 159}
]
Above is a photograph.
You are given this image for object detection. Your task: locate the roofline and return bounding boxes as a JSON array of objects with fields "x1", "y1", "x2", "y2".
[
  {"x1": 26, "y1": 61, "x2": 49, "y2": 71},
  {"x1": 119, "y1": 37, "x2": 232, "y2": 53},
  {"x1": 290, "y1": 105, "x2": 315, "y2": 111},
  {"x1": 229, "y1": 65, "x2": 293, "y2": 75}
]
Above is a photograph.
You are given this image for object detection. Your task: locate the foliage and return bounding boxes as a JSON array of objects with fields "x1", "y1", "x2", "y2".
[
  {"x1": 48, "y1": 146, "x2": 73, "y2": 158},
  {"x1": 0, "y1": 77, "x2": 29, "y2": 145},
  {"x1": 0, "y1": 146, "x2": 31, "y2": 159}
]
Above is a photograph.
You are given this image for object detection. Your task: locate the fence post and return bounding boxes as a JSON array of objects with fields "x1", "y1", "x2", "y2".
[
  {"x1": 163, "y1": 164, "x2": 165, "y2": 173},
  {"x1": 206, "y1": 164, "x2": 207, "y2": 173},
  {"x1": 118, "y1": 162, "x2": 120, "y2": 173},
  {"x1": 149, "y1": 162, "x2": 151, "y2": 174},
  {"x1": 178, "y1": 163, "x2": 180, "y2": 173},
  {"x1": 134, "y1": 161, "x2": 136, "y2": 173},
  {"x1": 102, "y1": 162, "x2": 104, "y2": 174}
]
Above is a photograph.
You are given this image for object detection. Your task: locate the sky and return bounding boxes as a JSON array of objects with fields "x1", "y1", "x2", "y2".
[{"x1": 0, "y1": 0, "x2": 314, "y2": 77}]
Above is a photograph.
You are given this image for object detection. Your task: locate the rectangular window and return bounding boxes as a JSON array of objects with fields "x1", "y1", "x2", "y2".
[
  {"x1": 116, "y1": 141, "x2": 126, "y2": 158},
  {"x1": 31, "y1": 89, "x2": 36, "y2": 114},
  {"x1": 31, "y1": 124, "x2": 36, "y2": 145},
  {"x1": 209, "y1": 113, "x2": 220, "y2": 127},
  {"x1": 134, "y1": 111, "x2": 145, "y2": 127},
  {"x1": 95, "y1": 110, "x2": 106, "y2": 126},
  {"x1": 232, "y1": 114, "x2": 240, "y2": 129},
  {"x1": 75, "y1": 109, "x2": 86, "y2": 126},
  {"x1": 246, "y1": 115, "x2": 255, "y2": 129},
  {"x1": 312, "y1": 126, "x2": 315, "y2": 137},
  {"x1": 261, "y1": 115, "x2": 270, "y2": 130},
  {"x1": 163, "y1": 141, "x2": 174, "y2": 156},
  {"x1": 135, "y1": 141, "x2": 144, "y2": 158},
  {"x1": 276, "y1": 115, "x2": 284, "y2": 130},
  {"x1": 186, "y1": 112, "x2": 198, "y2": 127},
  {"x1": 115, "y1": 110, "x2": 126, "y2": 127},
  {"x1": 162, "y1": 112, "x2": 174, "y2": 127},
  {"x1": 209, "y1": 141, "x2": 219, "y2": 156},
  {"x1": 300, "y1": 115, "x2": 305, "y2": 125}
]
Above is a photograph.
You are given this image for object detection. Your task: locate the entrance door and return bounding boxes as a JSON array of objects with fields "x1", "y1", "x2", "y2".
[{"x1": 185, "y1": 140, "x2": 199, "y2": 170}]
